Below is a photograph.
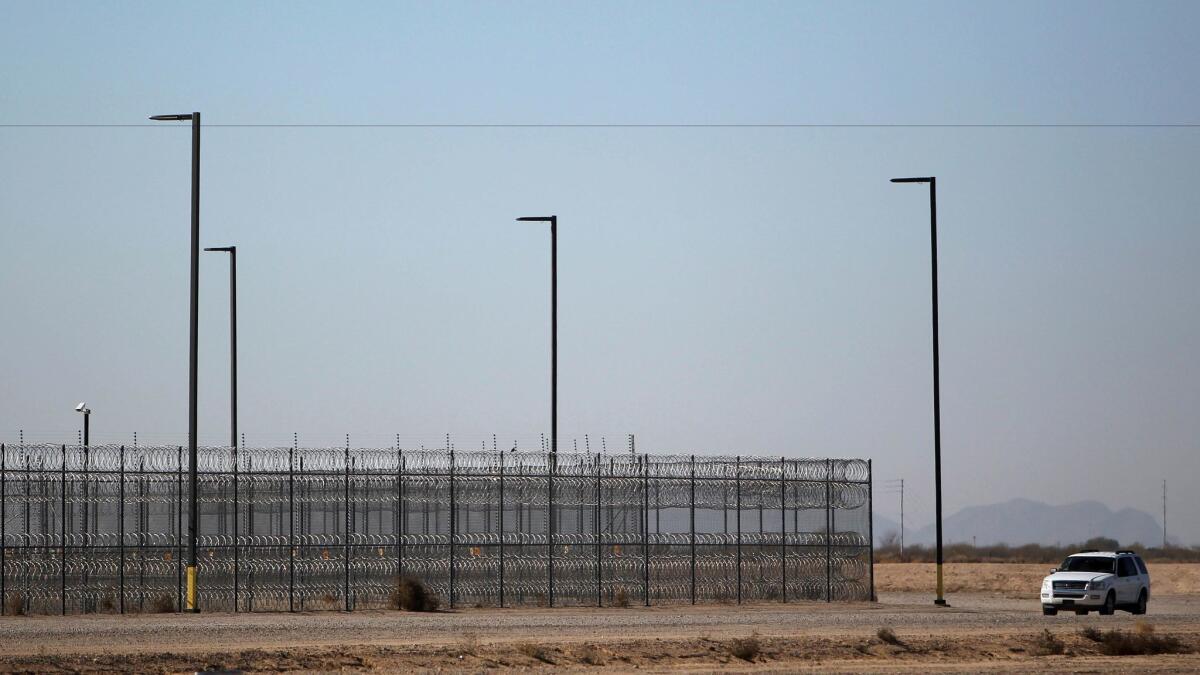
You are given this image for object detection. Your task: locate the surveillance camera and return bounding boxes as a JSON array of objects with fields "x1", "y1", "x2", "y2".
[{"x1": 75, "y1": 402, "x2": 88, "y2": 412}]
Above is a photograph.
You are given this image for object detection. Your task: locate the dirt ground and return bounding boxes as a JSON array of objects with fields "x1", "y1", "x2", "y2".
[
  {"x1": 874, "y1": 561, "x2": 1200, "y2": 597},
  {"x1": 0, "y1": 564, "x2": 1197, "y2": 673}
]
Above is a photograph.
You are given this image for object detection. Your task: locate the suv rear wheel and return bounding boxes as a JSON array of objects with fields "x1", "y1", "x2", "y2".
[{"x1": 1042, "y1": 606, "x2": 1057, "y2": 616}]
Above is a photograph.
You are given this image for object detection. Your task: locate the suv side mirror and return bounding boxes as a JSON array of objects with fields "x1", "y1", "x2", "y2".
[{"x1": 1049, "y1": 568, "x2": 1057, "y2": 574}]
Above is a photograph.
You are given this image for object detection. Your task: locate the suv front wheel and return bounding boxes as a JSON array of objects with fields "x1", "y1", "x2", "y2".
[
  {"x1": 1099, "y1": 591, "x2": 1116, "y2": 615},
  {"x1": 1132, "y1": 590, "x2": 1147, "y2": 615}
]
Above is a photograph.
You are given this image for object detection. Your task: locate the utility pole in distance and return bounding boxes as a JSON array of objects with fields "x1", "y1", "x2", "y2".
[{"x1": 1163, "y1": 479, "x2": 1167, "y2": 548}]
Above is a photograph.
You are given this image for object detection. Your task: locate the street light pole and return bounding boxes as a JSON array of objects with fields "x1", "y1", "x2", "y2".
[
  {"x1": 890, "y1": 176, "x2": 946, "y2": 606},
  {"x1": 205, "y1": 246, "x2": 237, "y2": 448},
  {"x1": 515, "y1": 214, "x2": 557, "y2": 605},
  {"x1": 151, "y1": 111, "x2": 201, "y2": 612},
  {"x1": 515, "y1": 216, "x2": 558, "y2": 461}
]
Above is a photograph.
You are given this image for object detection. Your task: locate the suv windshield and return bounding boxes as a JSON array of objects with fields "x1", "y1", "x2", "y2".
[{"x1": 1060, "y1": 556, "x2": 1115, "y2": 574}]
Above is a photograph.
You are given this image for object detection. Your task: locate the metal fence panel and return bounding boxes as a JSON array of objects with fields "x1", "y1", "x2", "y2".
[{"x1": 0, "y1": 444, "x2": 872, "y2": 613}]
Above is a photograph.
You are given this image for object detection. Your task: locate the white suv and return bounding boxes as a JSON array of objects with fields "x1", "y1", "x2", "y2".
[{"x1": 1041, "y1": 550, "x2": 1150, "y2": 616}]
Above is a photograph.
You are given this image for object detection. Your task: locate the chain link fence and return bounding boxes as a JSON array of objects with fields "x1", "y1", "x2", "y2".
[{"x1": 0, "y1": 444, "x2": 873, "y2": 613}]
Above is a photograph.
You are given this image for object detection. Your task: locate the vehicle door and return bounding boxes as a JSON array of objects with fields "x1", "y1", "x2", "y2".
[
  {"x1": 1116, "y1": 557, "x2": 1138, "y2": 603},
  {"x1": 1133, "y1": 556, "x2": 1150, "y2": 597}
]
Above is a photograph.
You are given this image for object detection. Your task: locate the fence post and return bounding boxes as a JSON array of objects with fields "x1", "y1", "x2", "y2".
[
  {"x1": 80, "y1": 443, "x2": 89, "y2": 612},
  {"x1": 343, "y1": 446, "x2": 351, "y2": 611},
  {"x1": 60, "y1": 444, "x2": 66, "y2": 615},
  {"x1": 735, "y1": 455, "x2": 742, "y2": 605},
  {"x1": 246, "y1": 454, "x2": 254, "y2": 611},
  {"x1": 288, "y1": 445, "x2": 295, "y2": 612},
  {"x1": 232, "y1": 445, "x2": 239, "y2": 612},
  {"x1": 399, "y1": 452, "x2": 406, "y2": 581},
  {"x1": 395, "y1": 448, "x2": 402, "y2": 583},
  {"x1": 595, "y1": 452, "x2": 602, "y2": 607},
  {"x1": 780, "y1": 456, "x2": 786, "y2": 603},
  {"x1": 176, "y1": 446, "x2": 183, "y2": 613},
  {"x1": 1, "y1": 443, "x2": 5, "y2": 616},
  {"x1": 119, "y1": 445, "x2": 125, "y2": 614},
  {"x1": 642, "y1": 454, "x2": 649, "y2": 607},
  {"x1": 449, "y1": 446, "x2": 456, "y2": 609},
  {"x1": 498, "y1": 449, "x2": 504, "y2": 608},
  {"x1": 868, "y1": 459, "x2": 875, "y2": 602},
  {"x1": 547, "y1": 449, "x2": 555, "y2": 608},
  {"x1": 690, "y1": 454, "x2": 696, "y2": 605},
  {"x1": 138, "y1": 457, "x2": 145, "y2": 612},
  {"x1": 825, "y1": 458, "x2": 832, "y2": 603}
]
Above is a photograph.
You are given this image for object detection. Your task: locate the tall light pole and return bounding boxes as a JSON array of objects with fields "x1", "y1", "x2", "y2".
[
  {"x1": 515, "y1": 214, "x2": 557, "y2": 605},
  {"x1": 204, "y1": 246, "x2": 237, "y2": 448},
  {"x1": 890, "y1": 176, "x2": 946, "y2": 606},
  {"x1": 151, "y1": 111, "x2": 201, "y2": 612}
]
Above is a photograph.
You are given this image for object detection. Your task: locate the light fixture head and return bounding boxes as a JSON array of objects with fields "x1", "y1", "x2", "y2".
[
  {"x1": 516, "y1": 216, "x2": 556, "y2": 223},
  {"x1": 204, "y1": 246, "x2": 234, "y2": 252},
  {"x1": 75, "y1": 402, "x2": 90, "y2": 413},
  {"x1": 890, "y1": 177, "x2": 934, "y2": 184},
  {"x1": 149, "y1": 114, "x2": 194, "y2": 121}
]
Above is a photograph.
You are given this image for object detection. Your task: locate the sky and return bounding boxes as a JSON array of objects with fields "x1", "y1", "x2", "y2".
[{"x1": 2, "y1": 1, "x2": 1199, "y2": 542}]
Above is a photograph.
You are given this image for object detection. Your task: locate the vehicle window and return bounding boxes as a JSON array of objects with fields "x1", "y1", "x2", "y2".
[
  {"x1": 1060, "y1": 556, "x2": 1114, "y2": 573},
  {"x1": 1118, "y1": 557, "x2": 1137, "y2": 577},
  {"x1": 1134, "y1": 557, "x2": 1148, "y2": 575}
]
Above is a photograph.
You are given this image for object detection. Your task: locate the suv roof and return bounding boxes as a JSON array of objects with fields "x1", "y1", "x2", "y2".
[{"x1": 1068, "y1": 550, "x2": 1138, "y2": 558}]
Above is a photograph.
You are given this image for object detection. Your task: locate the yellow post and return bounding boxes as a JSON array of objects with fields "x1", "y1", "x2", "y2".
[{"x1": 186, "y1": 565, "x2": 197, "y2": 611}]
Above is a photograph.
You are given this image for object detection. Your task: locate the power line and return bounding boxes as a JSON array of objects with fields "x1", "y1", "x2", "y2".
[{"x1": 2, "y1": 123, "x2": 1199, "y2": 128}]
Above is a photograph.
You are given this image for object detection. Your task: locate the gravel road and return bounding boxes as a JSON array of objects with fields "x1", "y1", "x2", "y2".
[
  {"x1": 1, "y1": 593, "x2": 1198, "y2": 672},
  {"x1": 1, "y1": 593, "x2": 1198, "y2": 653}
]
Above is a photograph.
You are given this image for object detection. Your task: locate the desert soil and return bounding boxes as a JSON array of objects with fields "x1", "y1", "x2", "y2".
[
  {"x1": 0, "y1": 563, "x2": 1197, "y2": 673},
  {"x1": 874, "y1": 561, "x2": 1200, "y2": 597}
]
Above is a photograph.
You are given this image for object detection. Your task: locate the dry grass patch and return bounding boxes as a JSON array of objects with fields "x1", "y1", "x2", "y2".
[
  {"x1": 5, "y1": 592, "x2": 25, "y2": 616},
  {"x1": 576, "y1": 644, "x2": 604, "y2": 665},
  {"x1": 150, "y1": 593, "x2": 175, "y2": 613},
  {"x1": 1033, "y1": 629, "x2": 1065, "y2": 656},
  {"x1": 389, "y1": 577, "x2": 441, "y2": 612},
  {"x1": 613, "y1": 587, "x2": 630, "y2": 607},
  {"x1": 728, "y1": 635, "x2": 761, "y2": 661},
  {"x1": 1080, "y1": 622, "x2": 1190, "y2": 656},
  {"x1": 516, "y1": 641, "x2": 553, "y2": 663},
  {"x1": 455, "y1": 632, "x2": 479, "y2": 657}
]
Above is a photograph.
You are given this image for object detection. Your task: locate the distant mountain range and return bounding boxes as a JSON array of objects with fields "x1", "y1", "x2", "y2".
[{"x1": 873, "y1": 497, "x2": 1167, "y2": 548}]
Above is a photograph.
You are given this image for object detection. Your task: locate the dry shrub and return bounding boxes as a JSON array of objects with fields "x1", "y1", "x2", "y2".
[
  {"x1": 151, "y1": 593, "x2": 175, "y2": 613},
  {"x1": 516, "y1": 641, "x2": 552, "y2": 663},
  {"x1": 1081, "y1": 626, "x2": 1103, "y2": 642},
  {"x1": 613, "y1": 587, "x2": 630, "y2": 608},
  {"x1": 577, "y1": 644, "x2": 603, "y2": 665},
  {"x1": 99, "y1": 593, "x2": 116, "y2": 613},
  {"x1": 1033, "y1": 629, "x2": 1065, "y2": 656},
  {"x1": 728, "y1": 635, "x2": 761, "y2": 661},
  {"x1": 876, "y1": 627, "x2": 903, "y2": 646},
  {"x1": 1088, "y1": 624, "x2": 1189, "y2": 656},
  {"x1": 389, "y1": 577, "x2": 441, "y2": 612},
  {"x1": 5, "y1": 592, "x2": 25, "y2": 616}
]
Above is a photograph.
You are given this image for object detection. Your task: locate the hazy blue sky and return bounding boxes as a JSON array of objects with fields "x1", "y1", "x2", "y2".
[{"x1": 2, "y1": 1, "x2": 1198, "y2": 542}]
